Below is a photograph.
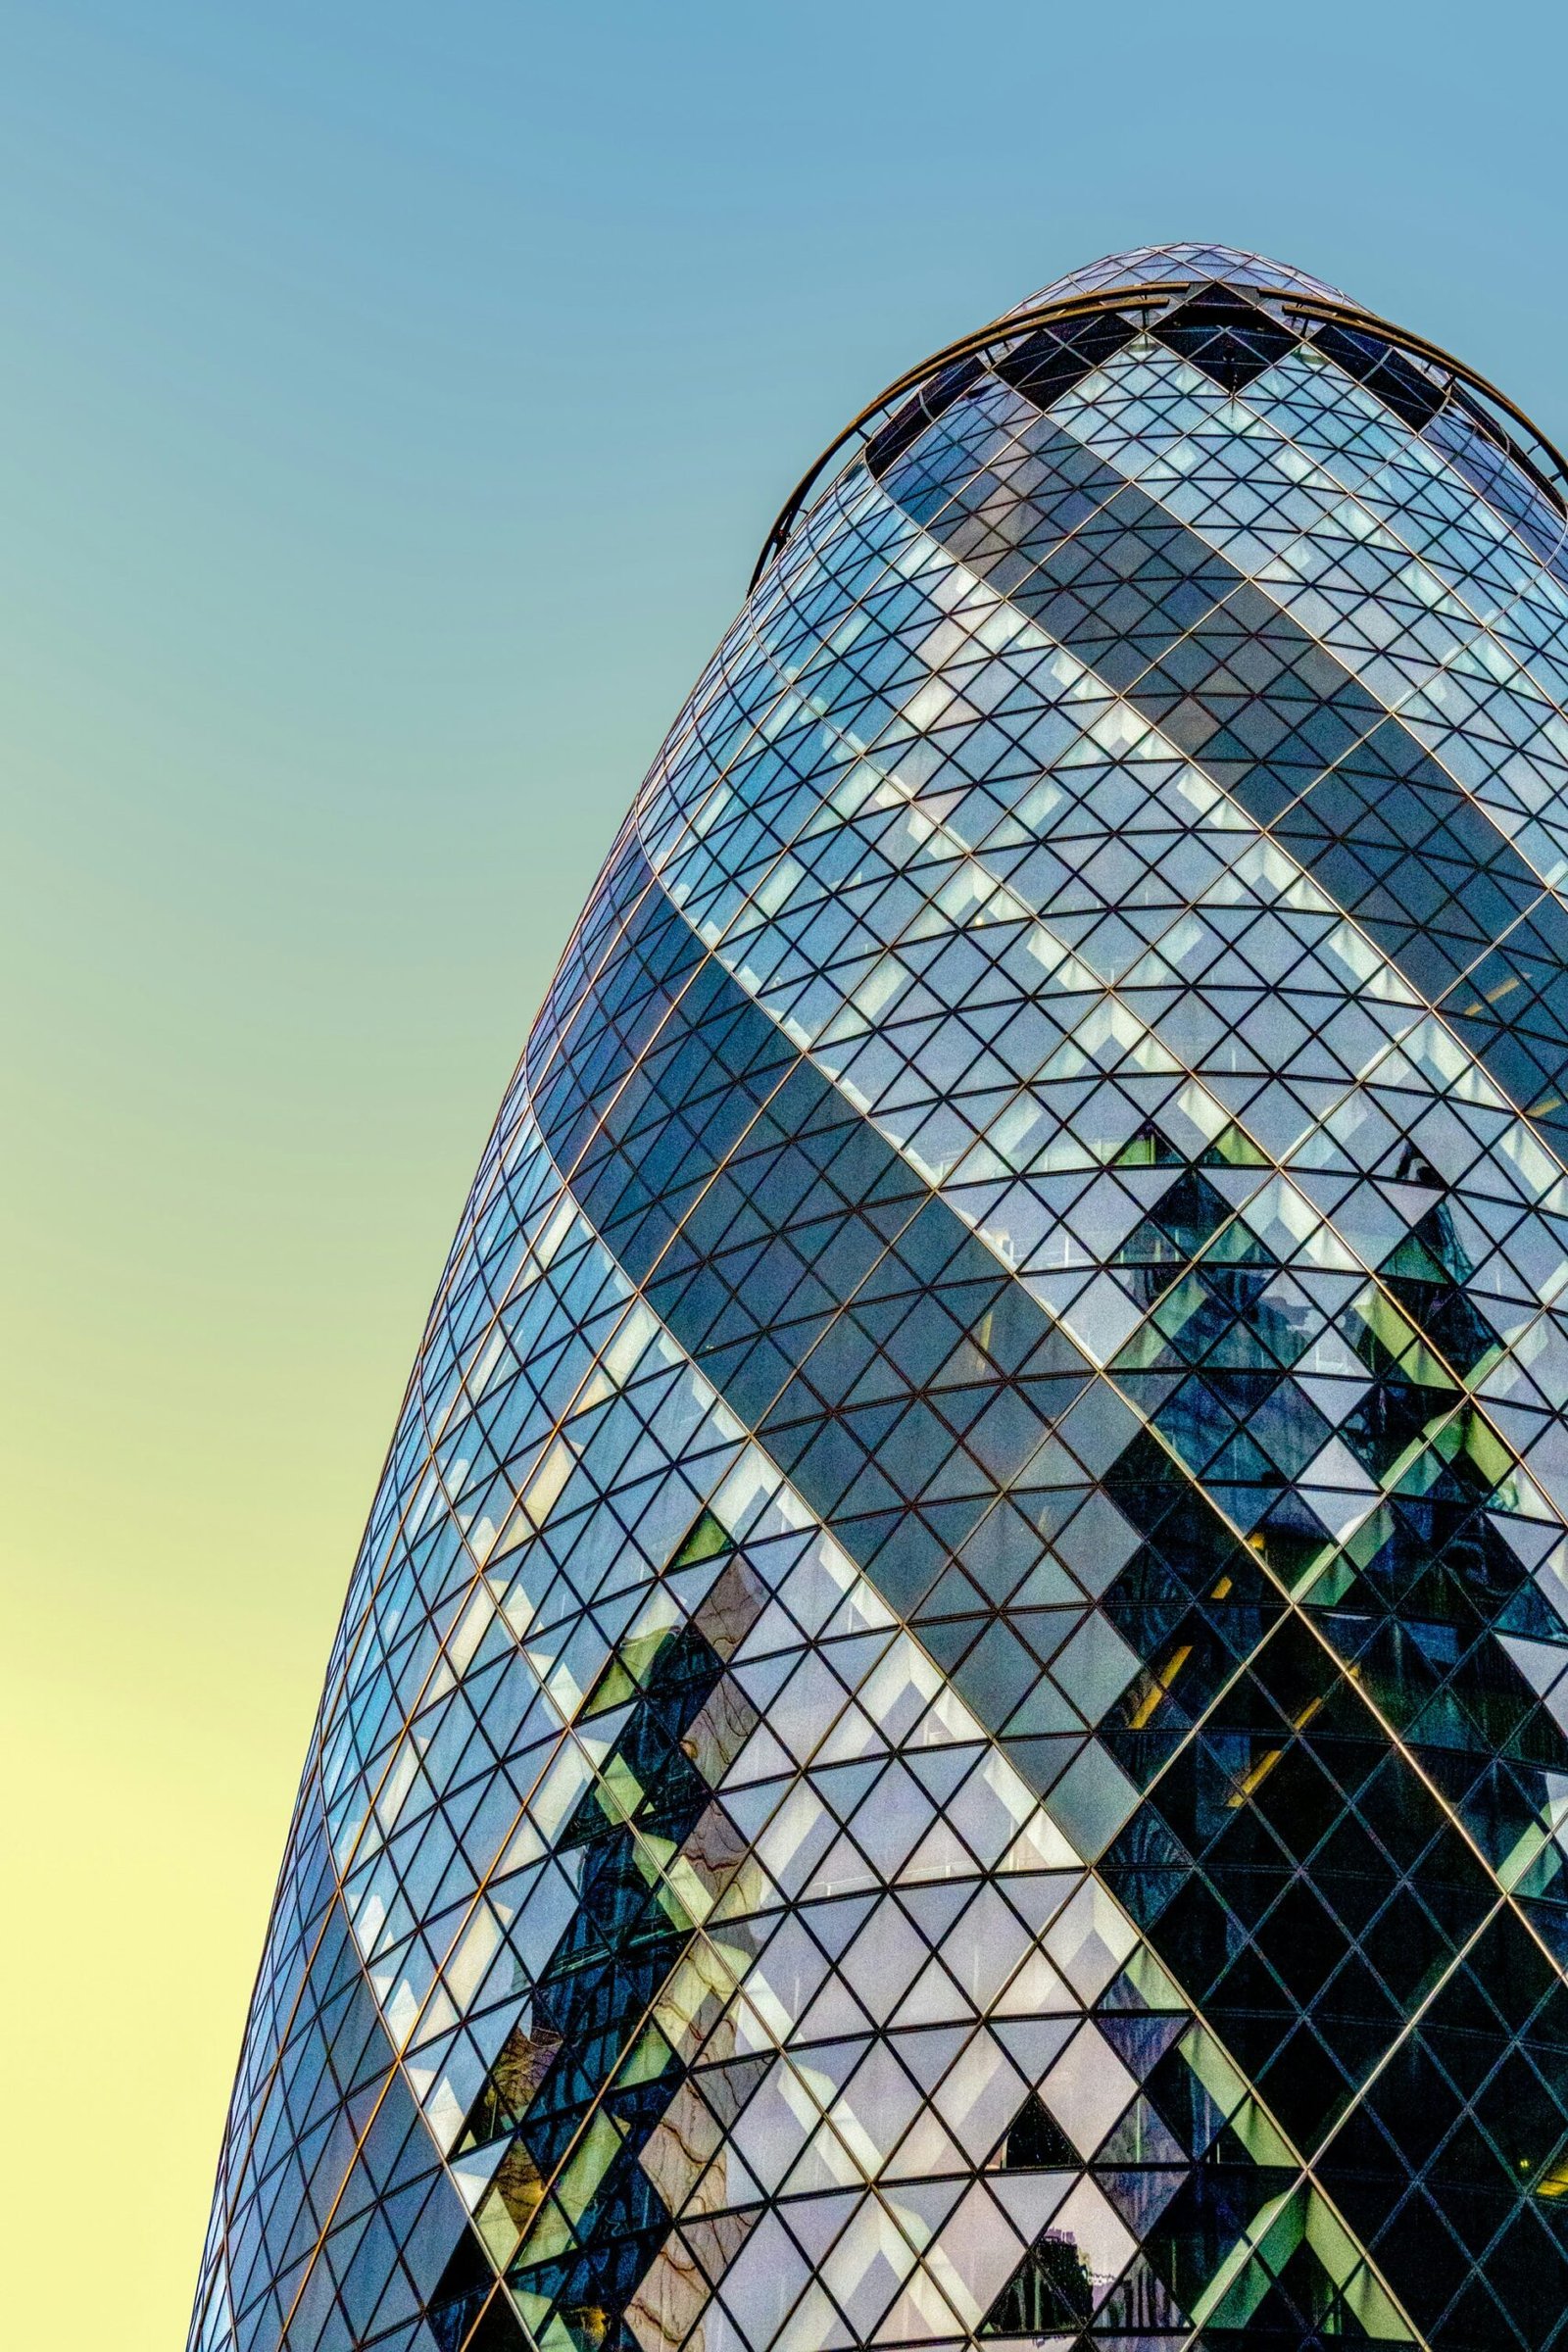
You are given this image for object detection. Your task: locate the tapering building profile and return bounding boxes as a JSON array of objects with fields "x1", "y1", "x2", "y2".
[{"x1": 192, "y1": 244, "x2": 1568, "y2": 2352}]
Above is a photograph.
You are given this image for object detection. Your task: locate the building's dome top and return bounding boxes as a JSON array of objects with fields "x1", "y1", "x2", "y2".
[{"x1": 1009, "y1": 240, "x2": 1344, "y2": 316}]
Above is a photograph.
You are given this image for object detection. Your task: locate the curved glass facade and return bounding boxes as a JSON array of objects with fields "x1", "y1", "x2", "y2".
[{"x1": 192, "y1": 246, "x2": 1568, "y2": 2352}]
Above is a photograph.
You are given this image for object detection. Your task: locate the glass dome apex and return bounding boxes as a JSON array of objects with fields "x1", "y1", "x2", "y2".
[{"x1": 1009, "y1": 239, "x2": 1346, "y2": 315}]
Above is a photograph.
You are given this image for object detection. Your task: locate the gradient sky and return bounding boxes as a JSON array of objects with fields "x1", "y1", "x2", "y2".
[{"x1": 5, "y1": 5, "x2": 1567, "y2": 2347}]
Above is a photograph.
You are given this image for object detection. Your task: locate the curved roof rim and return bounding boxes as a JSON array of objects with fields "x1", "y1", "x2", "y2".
[{"x1": 751, "y1": 276, "x2": 1568, "y2": 591}]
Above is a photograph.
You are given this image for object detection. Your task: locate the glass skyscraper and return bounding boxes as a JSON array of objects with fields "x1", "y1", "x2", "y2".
[{"x1": 191, "y1": 245, "x2": 1568, "y2": 2352}]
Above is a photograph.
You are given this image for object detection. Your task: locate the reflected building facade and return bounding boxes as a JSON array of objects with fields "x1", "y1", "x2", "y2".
[{"x1": 192, "y1": 245, "x2": 1568, "y2": 2352}]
